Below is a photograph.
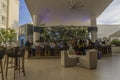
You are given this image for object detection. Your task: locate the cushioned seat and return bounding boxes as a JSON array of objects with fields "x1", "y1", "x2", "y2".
[
  {"x1": 79, "y1": 49, "x2": 97, "y2": 69},
  {"x1": 61, "y1": 50, "x2": 77, "y2": 67}
]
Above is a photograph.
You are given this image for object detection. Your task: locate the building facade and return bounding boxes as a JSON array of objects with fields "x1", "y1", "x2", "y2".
[
  {"x1": 0, "y1": 0, "x2": 19, "y2": 29},
  {"x1": 97, "y1": 25, "x2": 120, "y2": 38}
]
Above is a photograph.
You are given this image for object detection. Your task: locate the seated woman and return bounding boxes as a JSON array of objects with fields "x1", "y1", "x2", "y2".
[{"x1": 63, "y1": 42, "x2": 69, "y2": 50}]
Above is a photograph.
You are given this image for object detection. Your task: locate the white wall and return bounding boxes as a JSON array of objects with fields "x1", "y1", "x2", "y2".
[
  {"x1": 8, "y1": 0, "x2": 19, "y2": 28},
  {"x1": 0, "y1": 0, "x2": 19, "y2": 29},
  {"x1": 0, "y1": 0, "x2": 7, "y2": 28},
  {"x1": 112, "y1": 46, "x2": 120, "y2": 53}
]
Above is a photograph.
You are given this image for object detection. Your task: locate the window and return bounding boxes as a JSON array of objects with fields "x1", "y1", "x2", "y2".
[
  {"x1": 1, "y1": 2, "x2": 7, "y2": 12},
  {"x1": 1, "y1": 15, "x2": 7, "y2": 25}
]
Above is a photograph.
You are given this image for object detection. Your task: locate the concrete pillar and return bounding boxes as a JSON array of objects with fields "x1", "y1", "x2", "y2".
[
  {"x1": 33, "y1": 14, "x2": 40, "y2": 44},
  {"x1": 90, "y1": 16, "x2": 97, "y2": 42}
]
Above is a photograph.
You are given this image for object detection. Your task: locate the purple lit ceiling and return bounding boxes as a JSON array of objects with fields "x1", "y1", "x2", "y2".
[{"x1": 25, "y1": 0, "x2": 113, "y2": 26}]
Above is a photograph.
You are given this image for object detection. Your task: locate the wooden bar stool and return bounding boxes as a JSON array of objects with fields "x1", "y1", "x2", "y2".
[
  {"x1": 17, "y1": 47, "x2": 26, "y2": 76},
  {"x1": 45, "y1": 46, "x2": 50, "y2": 56},
  {"x1": 36, "y1": 46, "x2": 40, "y2": 56},
  {"x1": 5, "y1": 46, "x2": 25, "y2": 79},
  {"x1": 0, "y1": 47, "x2": 6, "y2": 80},
  {"x1": 39, "y1": 46, "x2": 44, "y2": 56}
]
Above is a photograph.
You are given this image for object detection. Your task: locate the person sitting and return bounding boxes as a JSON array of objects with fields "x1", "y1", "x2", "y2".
[
  {"x1": 63, "y1": 42, "x2": 69, "y2": 50},
  {"x1": 88, "y1": 39, "x2": 94, "y2": 49},
  {"x1": 31, "y1": 43, "x2": 36, "y2": 56},
  {"x1": 25, "y1": 41, "x2": 30, "y2": 47},
  {"x1": 94, "y1": 40, "x2": 101, "y2": 47},
  {"x1": 25, "y1": 41, "x2": 31, "y2": 57},
  {"x1": 106, "y1": 40, "x2": 111, "y2": 46}
]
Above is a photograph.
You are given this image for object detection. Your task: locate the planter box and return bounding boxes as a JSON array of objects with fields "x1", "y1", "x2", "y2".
[{"x1": 112, "y1": 46, "x2": 120, "y2": 53}]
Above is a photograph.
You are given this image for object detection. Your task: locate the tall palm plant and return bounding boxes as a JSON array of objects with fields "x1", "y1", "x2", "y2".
[
  {"x1": 0, "y1": 28, "x2": 16, "y2": 46},
  {"x1": 7, "y1": 28, "x2": 17, "y2": 43},
  {"x1": 0, "y1": 28, "x2": 7, "y2": 45}
]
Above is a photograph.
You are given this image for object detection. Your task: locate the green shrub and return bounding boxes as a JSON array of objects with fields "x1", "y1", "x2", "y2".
[{"x1": 111, "y1": 39, "x2": 120, "y2": 46}]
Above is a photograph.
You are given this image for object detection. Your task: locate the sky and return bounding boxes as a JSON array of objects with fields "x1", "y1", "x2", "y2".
[
  {"x1": 97, "y1": 0, "x2": 120, "y2": 25},
  {"x1": 19, "y1": 0, "x2": 32, "y2": 26},
  {"x1": 19, "y1": 0, "x2": 120, "y2": 26}
]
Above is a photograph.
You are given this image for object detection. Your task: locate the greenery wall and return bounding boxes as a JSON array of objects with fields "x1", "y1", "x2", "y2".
[{"x1": 39, "y1": 26, "x2": 88, "y2": 42}]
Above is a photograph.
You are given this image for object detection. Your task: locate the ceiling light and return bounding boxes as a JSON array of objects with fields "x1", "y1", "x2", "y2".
[{"x1": 68, "y1": 0, "x2": 84, "y2": 9}]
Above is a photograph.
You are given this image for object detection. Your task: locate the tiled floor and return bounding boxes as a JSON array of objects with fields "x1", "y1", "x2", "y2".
[{"x1": 1, "y1": 53, "x2": 120, "y2": 80}]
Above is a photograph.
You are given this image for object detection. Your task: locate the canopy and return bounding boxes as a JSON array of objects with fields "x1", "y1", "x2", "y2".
[{"x1": 25, "y1": 0, "x2": 113, "y2": 26}]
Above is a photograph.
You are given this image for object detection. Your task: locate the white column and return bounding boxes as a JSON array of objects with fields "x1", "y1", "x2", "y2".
[
  {"x1": 90, "y1": 16, "x2": 97, "y2": 42},
  {"x1": 33, "y1": 14, "x2": 40, "y2": 44}
]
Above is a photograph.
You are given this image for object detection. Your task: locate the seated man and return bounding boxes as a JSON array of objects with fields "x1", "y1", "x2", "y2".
[{"x1": 31, "y1": 43, "x2": 36, "y2": 56}]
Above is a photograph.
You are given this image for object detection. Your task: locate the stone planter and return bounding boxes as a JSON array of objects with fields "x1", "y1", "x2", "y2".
[{"x1": 112, "y1": 46, "x2": 120, "y2": 53}]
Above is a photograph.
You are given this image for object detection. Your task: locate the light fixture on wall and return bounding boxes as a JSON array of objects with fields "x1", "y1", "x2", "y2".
[{"x1": 68, "y1": 0, "x2": 84, "y2": 10}]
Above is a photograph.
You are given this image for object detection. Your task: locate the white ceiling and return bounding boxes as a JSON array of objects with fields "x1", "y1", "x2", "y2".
[{"x1": 25, "y1": 0, "x2": 113, "y2": 26}]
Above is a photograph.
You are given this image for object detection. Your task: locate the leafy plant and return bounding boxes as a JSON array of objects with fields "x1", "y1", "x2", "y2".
[
  {"x1": 111, "y1": 39, "x2": 120, "y2": 46},
  {"x1": 39, "y1": 26, "x2": 88, "y2": 42},
  {"x1": 0, "y1": 28, "x2": 16, "y2": 45}
]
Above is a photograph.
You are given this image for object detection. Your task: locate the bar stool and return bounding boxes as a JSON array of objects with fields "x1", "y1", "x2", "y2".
[
  {"x1": 54, "y1": 46, "x2": 58, "y2": 56},
  {"x1": 45, "y1": 46, "x2": 50, "y2": 56},
  {"x1": 17, "y1": 47, "x2": 26, "y2": 76},
  {"x1": 0, "y1": 47, "x2": 6, "y2": 80},
  {"x1": 5, "y1": 46, "x2": 25, "y2": 79},
  {"x1": 36, "y1": 46, "x2": 40, "y2": 56},
  {"x1": 39, "y1": 46, "x2": 45, "y2": 56}
]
